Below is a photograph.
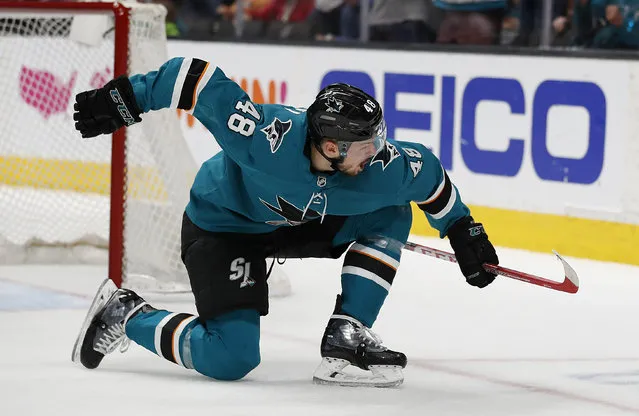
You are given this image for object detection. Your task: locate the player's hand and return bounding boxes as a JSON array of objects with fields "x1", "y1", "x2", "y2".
[
  {"x1": 73, "y1": 75, "x2": 142, "y2": 138},
  {"x1": 447, "y1": 216, "x2": 499, "y2": 288}
]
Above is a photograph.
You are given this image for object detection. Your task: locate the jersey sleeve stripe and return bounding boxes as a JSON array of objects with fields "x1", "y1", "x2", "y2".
[
  {"x1": 177, "y1": 58, "x2": 208, "y2": 110},
  {"x1": 419, "y1": 165, "x2": 446, "y2": 204},
  {"x1": 169, "y1": 58, "x2": 192, "y2": 109},
  {"x1": 430, "y1": 186, "x2": 457, "y2": 219},
  {"x1": 417, "y1": 170, "x2": 456, "y2": 219},
  {"x1": 186, "y1": 62, "x2": 217, "y2": 114}
]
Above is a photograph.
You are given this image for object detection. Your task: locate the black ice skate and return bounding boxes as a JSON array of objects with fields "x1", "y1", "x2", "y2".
[
  {"x1": 313, "y1": 298, "x2": 407, "y2": 387},
  {"x1": 71, "y1": 278, "x2": 150, "y2": 369}
]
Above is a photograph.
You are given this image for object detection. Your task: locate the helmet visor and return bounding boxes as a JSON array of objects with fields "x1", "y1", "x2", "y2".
[
  {"x1": 343, "y1": 119, "x2": 387, "y2": 162},
  {"x1": 335, "y1": 119, "x2": 387, "y2": 175}
]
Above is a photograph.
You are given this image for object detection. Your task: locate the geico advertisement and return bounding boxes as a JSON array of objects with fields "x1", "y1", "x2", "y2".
[{"x1": 167, "y1": 41, "x2": 629, "y2": 221}]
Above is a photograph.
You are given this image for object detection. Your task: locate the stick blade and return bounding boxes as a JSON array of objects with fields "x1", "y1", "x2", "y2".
[{"x1": 552, "y1": 250, "x2": 580, "y2": 293}]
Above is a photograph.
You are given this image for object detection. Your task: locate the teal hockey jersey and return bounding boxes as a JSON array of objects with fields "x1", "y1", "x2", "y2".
[{"x1": 129, "y1": 57, "x2": 470, "y2": 238}]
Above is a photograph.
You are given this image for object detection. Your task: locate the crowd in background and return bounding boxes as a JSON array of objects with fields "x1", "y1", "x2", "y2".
[
  {"x1": 137, "y1": 0, "x2": 639, "y2": 50},
  {"x1": 11, "y1": 0, "x2": 639, "y2": 50}
]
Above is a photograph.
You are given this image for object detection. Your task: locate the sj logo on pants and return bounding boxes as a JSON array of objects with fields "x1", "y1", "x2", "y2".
[{"x1": 230, "y1": 257, "x2": 255, "y2": 288}]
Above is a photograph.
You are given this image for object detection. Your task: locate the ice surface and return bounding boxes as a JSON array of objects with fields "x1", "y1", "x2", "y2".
[{"x1": 1, "y1": 236, "x2": 638, "y2": 416}]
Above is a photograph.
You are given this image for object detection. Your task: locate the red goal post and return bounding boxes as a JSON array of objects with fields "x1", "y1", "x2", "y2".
[
  {"x1": 0, "y1": 1, "x2": 194, "y2": 291},
  {"x1": 2, "y1": 1, "x2": 133, "y2": 288}
]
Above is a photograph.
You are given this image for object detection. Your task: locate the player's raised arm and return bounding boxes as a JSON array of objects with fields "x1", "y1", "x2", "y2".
[
  {"x1": 399, "y1": 144, "x2": 500, "y2": 289},
  {"x1": 74, "y1": 57, "x2": 201, "y2": 138},
  {"x1": 73, "y1": 57, "x2": 260, "y2": 157}
]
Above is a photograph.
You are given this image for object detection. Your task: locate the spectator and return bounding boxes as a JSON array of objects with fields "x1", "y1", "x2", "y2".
[
  {"x1": 434, "y1": 0, "x2": 509, "y2": 45},
  {"x1": 368, "y1": 0, "x2": 435, "y2": 43},
  {"x1": 244, "y1": 0, "x2": 315, "y2": 40},
  {"x1": 511, "y1": 0, "x2": 572, "y2": 46},
  {"x1": 309, "y1": 0, "x2": 360, "y2": 41},
  {"x1": 216, "y1": 1, "x2": 237, "y2": 21},
  {"x1": 311, "y1": 0, "x2": 344, "y2": 40},
  {"x1": 340, "y1": 0, "x2": 361, "y2": 40},
  {"x1": 572, "y1": 0, "x2": 597, "y2": 45},
  {"x1": 500, "y1": 4, "x2": 520, "y2": 44},
  {"x1": 161, "y1": 0, "x2": 231, "y2": 37},
  {"x1": 244, "y1": 0, "x2": 314, "y2": 23},
  {"x1": 574, "y1": 0, "x2": 639, "y2": 49}
]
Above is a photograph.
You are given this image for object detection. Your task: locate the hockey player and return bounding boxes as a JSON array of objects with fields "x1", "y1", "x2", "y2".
[{"x1": 71, "y1": 57, "x2": 499, "y2": 387}]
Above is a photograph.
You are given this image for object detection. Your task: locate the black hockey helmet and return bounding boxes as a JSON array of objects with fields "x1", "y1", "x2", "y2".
[{"x1": 307, "y1": 83, "x2": 386, "y2": 166}]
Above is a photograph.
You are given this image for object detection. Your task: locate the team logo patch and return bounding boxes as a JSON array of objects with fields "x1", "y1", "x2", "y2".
[
  {"x1": 261, "y1": 117, "x2": 292, "y2": 153},
  {"x1": 260, "y1": 195, "x2": 320, "y2": 226},
  {"x1": 325, "y1": 96, "x2": 343, "y2": 113},
  {"x1": 370, "y1": 142, "x2": 400, "y2": 171}
]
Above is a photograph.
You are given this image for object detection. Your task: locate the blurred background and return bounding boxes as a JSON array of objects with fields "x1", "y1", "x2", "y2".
[
  {"x1": 12, "y1": 0, "x2": 639, "y2": 50},
  {"x1": 3, "y1": 0, "x2": 637, "y2": 269},
  {"x1": 124, "y1": 0, "x2": 639, "y2": 51}
]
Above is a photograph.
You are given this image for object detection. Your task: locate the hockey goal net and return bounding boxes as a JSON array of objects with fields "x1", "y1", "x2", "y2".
[{"x1": 0, "y1": 1, "x2": 198, "y2": 292}]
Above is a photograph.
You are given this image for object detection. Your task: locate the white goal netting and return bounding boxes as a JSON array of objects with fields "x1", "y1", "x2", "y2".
[{"x1": 0, "y1": 3, "x2": 195, "y2": 292}]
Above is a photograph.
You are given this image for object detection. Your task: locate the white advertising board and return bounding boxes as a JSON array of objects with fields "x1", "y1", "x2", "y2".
[
  {"x1": 167, "y1": 41, "x2": 633, "y2": 224},
  {"x1": 4, "y1": 38, "x2": 632, "y2": 225}
]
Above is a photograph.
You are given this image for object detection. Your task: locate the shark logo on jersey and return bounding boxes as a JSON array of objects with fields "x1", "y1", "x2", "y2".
[
  {"x1": 370, "y1": 142, "x2": 400, "y2": 171},
  {"x1": 325, "y1": 96, "x2": 343, "y2": 113},
  {"x1": 260, "y1": 196, "x2": 320, "y2": 226},
  {"x1": 261, "y1": 117, "x2": 292, "y2": 153}
]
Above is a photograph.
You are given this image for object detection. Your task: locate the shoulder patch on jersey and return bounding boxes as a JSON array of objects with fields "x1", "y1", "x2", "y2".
[
  {"x1": 370, "y1": 142, "x2": 400, "y2": 170},
  {"x1": 261, "y1": 117, "x2": 292, "y2": 153}
]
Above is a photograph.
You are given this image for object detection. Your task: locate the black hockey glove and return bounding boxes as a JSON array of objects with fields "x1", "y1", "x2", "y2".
[
  {"x1": 73, "y1": 75, "x2": 142, "y2": 138},
  {"x1": 447, "y1": 216, "x2": 499, "y2": 288}
]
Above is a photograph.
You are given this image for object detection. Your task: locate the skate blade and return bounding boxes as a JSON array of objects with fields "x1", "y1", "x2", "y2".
[
  {"x1": 71, "y1": 278, "x2": 118, "y2": 364},
  {"x1": 312, "y1": 357, "x2": 404, "y2": 388}
]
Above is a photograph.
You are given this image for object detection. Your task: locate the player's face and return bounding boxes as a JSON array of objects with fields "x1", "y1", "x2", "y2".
[
  {"x1": 337, "y1": 139, "x2": 381, "y2": 176},
  {"x1": 336, "y1": 120, "x2": 387, "y2": 176}
]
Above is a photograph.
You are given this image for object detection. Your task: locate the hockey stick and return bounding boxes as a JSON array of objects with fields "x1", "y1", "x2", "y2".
[{"x1": 404, "y1": 241, "x2": 580, "y2": 294}]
